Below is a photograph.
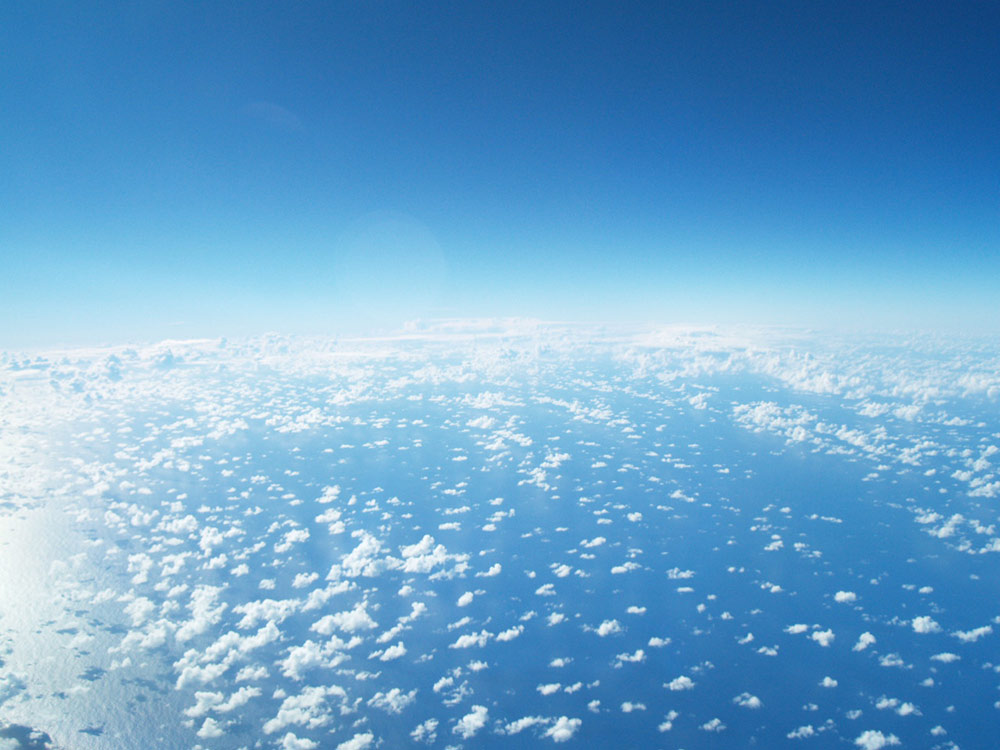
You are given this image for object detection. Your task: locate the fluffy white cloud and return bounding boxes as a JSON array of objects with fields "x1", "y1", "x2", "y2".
[
  {"x1": 280, "y1": 734, "x2": 318, "y2": 750},
  {"x1": 367, "y1": 687, "x2": 417, "y2": 714},
  {"x1": 854, "y1": 632, "x2": 876, "y2": 651},
  {"x1": 453, "y1": 705, "x2": 488, "y2": 739},
  {"x1": 665, "y1": 675, "x2": 695, "y2": 691},
  {"x1": 911, "y1": 615, "x2": 941, "y2": 634},
  {"x1": 336, "y1": 733, "x2": 374, "y2": 750},
  {"x1": 733, "y1": 692, "x2": 762, "y2": 708},
  {"x1": 544, "y1": 716, "x2": 582, "y2": 742},
  {"x1": 811, "y1": 629, "x2": 835, "y2": 647},
  {"x1": 854, "y1": 730, "x2": 900, "y2": 749},
  {"x1": 953, "y1": 625, "x2": 992, "y2": 642},
  {"x1": 594, "y1": 619, "x2": 621, "y2": 637}
]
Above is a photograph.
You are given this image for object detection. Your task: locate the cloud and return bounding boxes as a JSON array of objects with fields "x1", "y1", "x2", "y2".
[
  {"x1": 372, "y1": 641, "x2": 406, "y2": 661},
  {"x1": 457, "y1": 591, "x2": 475, "y2": 607},
  {"x1": 336, "y1": 733, "x2": 374, "y2": 750},
  {"x1": 263, "y1": 686, "x2": 346, "y2": 734},
  {"x1": 811, "y1": 629, "x2": 835, "y2": 647},
  {"x1": 665, "y1": 675, "x2": 695, "y2": 691},
  {"x1": 196, "y1": 717, "x2": 225, "y2": 738},
  {"x1": 853, "y1": 632, "x2": 876, "y2": 651},
  {"x1": 453, "y1": 705, "x2": 488, "y2": 739},
  {"x1": 733, "y1": 692, "x2": 762, "y2": 709},
  {"x1": 700, "y1": 718, "x2": 725, "y2": 732},
  {"x1": 312, "y1": 602, "x2": 378, "y2": 634},
  {"x1": 614, "y1": 649, "x2": 646, "y2": 667},
  {"x1": 854, "y1": 730, "x2": 900, "y2": 749},
  {"x1": 367, "y1": 688, "x2": 417, "y2": 714},
  {"x1": 280, "y1": 734, "x2": 318, "y2": 750},
  {"x1": 544, "y1": 717, "x2": 582, "y2": 742},
  {"x1": 930, "y1": 652, "x2": 960, "y2": 663},
  {"x1": 410, "y1": 719, "x2": 438, "y2": 743},
  {"x1": 496, "y1": 625, "x2": 524, "y2": 642},
  {"x1": 953, "y1": 625, "x2": 992, "y2": 642},
  {"x1": 593, "y1": 619, "x2": 622, "y2": 637},
  {"x1": 788, "y1": 725, "x2": 816, "y2": 739},
  {"x1": 449, "y1": 630, "x2": 493, "y2": 649},
  {"x1": 911, "y1": 616, "x2": 941, "y2": 634},
  {"x1": 834, "y1": 591, "x2": 857, "y2": 603}
]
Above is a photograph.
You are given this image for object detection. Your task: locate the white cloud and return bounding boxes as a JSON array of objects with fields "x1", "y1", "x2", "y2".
[
  {"x1": 281, "y1": 734, "x2": 318, "y2": 750},
  {"x1": 930, "y1": 652, "x2": 960, "y2": 663},
  {"x1": 453, "y1": 705, "x2": 488, "y2": 739},
  {"x1": 811, "y1": 629, "x2": 835, "y2": 647},
  {"x1": 733, "y1": 692, "x2": 762, "y2": 709},
  {"x1": 373, "y1": 641, "x2": 406, "y2": 661},
  {"x1": 665, "y1": 675, "x2": 695, "y2": 691},
  {"x1": 367, "y1": 687, "x2": 417, "y2": 714},
  {"x1": 457, "y1": 591, "x2": 475, "y2": 606},
  {"x1": 854, "y1": 632, "x2": 876, "y2": 651},
  {"x1": 312, "y1": 602, "x2": 378, "y2": 634},
  {"x1": 496, "y1": 625, "x2": 524, "y2": 642},
  {"x1": 594, "y1": 619, "x2": 621, "y2": 637},
  {"x1": 544, "y1": 716, "x2": 582, "y2": 742},
  {"x1": 196, "y1": 717, "x2": 225, "y2": 738},
  {"x1": 911, "y1": 615, "x2": 941, "y2": 634},
  {"x1": 263, "y1": 685, "x2": 346, "y2": 734},
  {"x1": 953, "y1": 625, "x2": 992, "y2": 642},
  {"x1": 336, "y1": 732, "x2": 374, "y2": 750},
  {"x1": 449, "y1": 630, "x2": 493, "y2": 649},
  {"x1": 614, "y1": 649, "x2": 646, "y2": 667},
  {"x1": 504, "y1": 716, "x2": 547, "y2": 734},
  {"x1": 410, "y1": 719, "x2": 438, "y2": 743},
  {"x1": 834, "y1": 591, "x2": 857, "y2": 603},
  {"x1": 854, "y1": 730, "x2": 900, "y2": 749}
]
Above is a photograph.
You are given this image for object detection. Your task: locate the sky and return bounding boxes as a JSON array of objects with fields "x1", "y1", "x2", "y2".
[{"x1": 2, "y1": 1, "x2": 998, "y2": 347}]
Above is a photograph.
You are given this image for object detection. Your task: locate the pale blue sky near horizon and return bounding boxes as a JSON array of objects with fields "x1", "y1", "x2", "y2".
[{"x1": 2, "y1": 1, "x2": 998, "y2": 348}]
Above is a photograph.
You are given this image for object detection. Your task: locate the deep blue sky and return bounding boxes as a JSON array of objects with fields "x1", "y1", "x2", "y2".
[{"x1": 3, "y1": 1, "x2": 998, "y2": 346}]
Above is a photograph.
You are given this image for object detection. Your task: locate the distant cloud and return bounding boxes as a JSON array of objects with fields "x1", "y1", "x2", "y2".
[
  {"x1": 854, "y1": 730, "x2": 900, "y2": 749},
  {"x1": 453, "y1": 705, "x2": 488, "y2": 739}
]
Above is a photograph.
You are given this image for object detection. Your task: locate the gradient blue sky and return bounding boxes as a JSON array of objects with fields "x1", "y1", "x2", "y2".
[{"x1": 3, "y1": 1, "x2": 998, "y2": 346}]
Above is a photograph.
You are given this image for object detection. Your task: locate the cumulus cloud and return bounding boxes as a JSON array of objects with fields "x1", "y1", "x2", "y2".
[
  {"x1": 911, "y1": 616, "x2": 941, "y2": 634},
  {"x1": 953, "y1": 625, "x2": 992, "y2": 642},
  {"x1": 593, "y1": 619, "x2": 622, "y2": 637},
  {"x1": 811, "y1": 629, "x2": 835, "y2": 647},
  {"x1": 854, "y1": 632, "x2": 876, "y2": 651},
  {"x1": 336, "y1": 732, "x2": 374, "y2": 750},
  {"x1": 854, "y1": 730, "x2": 900, "y2": 749},
  {"x1": 733, "y1": 692, "x2": 762, "y2": 708},
  {"x1": 665, "y1": 675, "x2": 695, "y2": 691},
  {"x1": 367, "y1": 687, "x2": 417, "y2": 714},
  {"x1": 544, "y1": 716, "x2": 582, "y2": 742},
  {"x1": 453, "y1": 705, "x2": 488, "y2": 739}
]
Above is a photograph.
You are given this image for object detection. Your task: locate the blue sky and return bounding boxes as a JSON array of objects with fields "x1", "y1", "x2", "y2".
[{"x1": 3, "y1": 1, "x2": 998, "y2": 346}]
